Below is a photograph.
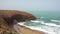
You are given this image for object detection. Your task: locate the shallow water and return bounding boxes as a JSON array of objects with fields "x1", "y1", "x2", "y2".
[
  {"x1": 18, "y1": 11, "x2": 60, "y2": 34},
  {"x1": 18, "y1": 19, "x2": 60, "y2": 34}
]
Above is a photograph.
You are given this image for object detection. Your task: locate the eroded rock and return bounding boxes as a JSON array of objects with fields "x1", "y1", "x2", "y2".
[
  {"x1": 0, "y1": 17, "x2": 18, "y2": 34},
  {"x1": 0, "y1": 10, "x2": 36, "y2": 34},
  {"x1": 0, "y1": 10, "x2": 36, "y2": 26}
]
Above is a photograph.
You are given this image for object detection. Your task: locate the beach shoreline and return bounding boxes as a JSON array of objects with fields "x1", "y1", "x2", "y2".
[{"x1": 14, "y1": 24, "x2": 46, "y2": 34}]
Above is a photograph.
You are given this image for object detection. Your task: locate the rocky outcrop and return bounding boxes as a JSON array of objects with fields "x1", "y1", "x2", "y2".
[
  {"x1": 0, "y1": 10, "x2": 36, "y2": 21},
  {"x1": 0, "y1": 17, "x2": 18, "y2": 34},
  {"x1": 0, "y1": 10, "x2": 36, "y2": 26},
  {"x1": 0, "y1": 10, "x2": 36, "y2": 34}
]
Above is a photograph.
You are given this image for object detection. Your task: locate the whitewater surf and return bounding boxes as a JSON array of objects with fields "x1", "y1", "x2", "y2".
[{"x1": 18, "y1": 19, "x2": 60, "y2": 34}]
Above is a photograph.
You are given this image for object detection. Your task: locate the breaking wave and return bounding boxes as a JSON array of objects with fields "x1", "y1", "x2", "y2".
[{"x1": 18, "y1": 17, "x2": 60, "y2": 34}]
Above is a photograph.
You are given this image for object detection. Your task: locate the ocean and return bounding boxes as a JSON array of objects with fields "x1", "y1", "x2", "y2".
[{"x1": 18, "y1": 11, "x2": 60, "y2": 34}]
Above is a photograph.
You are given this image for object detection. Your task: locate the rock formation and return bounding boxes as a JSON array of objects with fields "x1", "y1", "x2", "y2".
[
  {"x1": 0, "y1": 10, "x2": 36, "y2": 26},
  {"x1": 0, "y1": 10, "x2": 36, "y2": 34},
  {"x1": 0, "y1": 17, "x2": 18, "y2": 34}
]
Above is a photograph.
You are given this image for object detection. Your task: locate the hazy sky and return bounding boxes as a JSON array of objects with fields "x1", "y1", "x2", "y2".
[{"x1": 0, "y1": 0, "x2": 60, "y2": 11}]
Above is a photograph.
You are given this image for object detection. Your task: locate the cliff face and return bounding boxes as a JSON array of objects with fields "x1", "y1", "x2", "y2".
[
  {"x1": 0, "y1": 10, "x2": 36, "y2": 21},
  {"x1": 0, "y1": 10, "x2": 36, "y2": 34},
  {"x1": 0, "y1": 17, "x2": 18, "y2": 34},
  {"x1": 0, "y1": 10, "x2": 36, "y2": 26}
]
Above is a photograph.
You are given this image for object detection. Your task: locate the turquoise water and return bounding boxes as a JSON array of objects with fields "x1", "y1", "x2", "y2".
[
  {"x1": 19, "y1": 11, "x2": 60, "y2": 34},
  {"x1": 26, "y1": 11, "x2": 60, "y2": 23}
]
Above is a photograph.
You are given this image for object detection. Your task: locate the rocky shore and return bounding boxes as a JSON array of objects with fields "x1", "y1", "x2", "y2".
[{"x1": 0, "y1": 10, "x2": 45, "y2": 34}]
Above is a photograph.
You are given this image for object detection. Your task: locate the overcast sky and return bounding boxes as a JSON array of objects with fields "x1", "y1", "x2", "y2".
[{"x1": 0, "y1": 0, "x2": 60, "y2": 11}]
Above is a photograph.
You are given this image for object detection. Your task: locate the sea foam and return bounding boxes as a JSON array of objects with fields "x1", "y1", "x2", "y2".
[{"x1": 18, "y1": 20, "x2": 60, "y2": 34}]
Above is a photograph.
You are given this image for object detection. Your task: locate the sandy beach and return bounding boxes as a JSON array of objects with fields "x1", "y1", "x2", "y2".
[{"x1": 14, "y1": 24, "x2": 46, "y2": 34}]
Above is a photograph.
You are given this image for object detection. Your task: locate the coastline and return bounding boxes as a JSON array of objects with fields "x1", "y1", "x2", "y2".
[{"x1": 14, "y1": 24, "x2": 46, "y2": 34}]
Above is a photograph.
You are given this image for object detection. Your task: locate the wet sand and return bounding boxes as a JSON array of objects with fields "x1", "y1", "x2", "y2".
[{"x1": 14, "y1": 24, "x2": 46, "y2": 34}]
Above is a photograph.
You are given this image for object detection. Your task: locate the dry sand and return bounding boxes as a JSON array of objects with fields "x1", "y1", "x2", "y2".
[{"x1": 14, "y1": 24, "x2": 46, "y2": 34}]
